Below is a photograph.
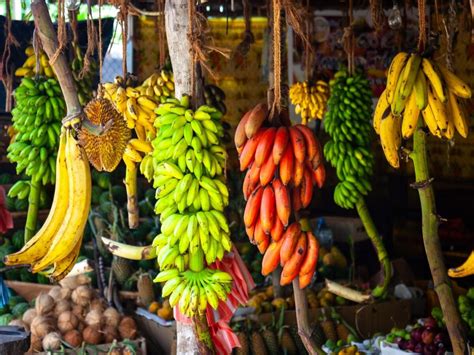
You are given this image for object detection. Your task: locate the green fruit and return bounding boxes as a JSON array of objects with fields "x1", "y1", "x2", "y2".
[
  {"x1": 0, "y1": 314, "x2": 14, "y2": 326},
  {"x1": 8, "y1": 295, "x2": 26, "y2": 308},
  {"x1": 11, "y1": 303, "x2": 29, "y2": 318},
  {"x1": 96, "y1": 173, "x2": 111, "y2": 189}
]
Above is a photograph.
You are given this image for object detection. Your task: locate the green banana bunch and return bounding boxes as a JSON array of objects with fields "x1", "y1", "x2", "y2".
[
  {"x1": 151, "y1": 96, "x2": 233, "y2": 315},
  {"x1": 7, "y1": 180, "x2": 31, "y2": 200},
  {"x1": 153, "y1": 249, "x2": 232, "y2": 317},
  {"x1": 7, "y1": 77, "x2": 64, "y2": 185},
  {"x1": 70, "y1": 43, "x2": 97, "y2": 106},
  {"x1": 324, "y1": 70, "x2": 374, "y2": 209}
]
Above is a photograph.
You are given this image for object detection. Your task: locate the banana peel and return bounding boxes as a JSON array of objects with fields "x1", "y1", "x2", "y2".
[{"x1": 448, "y1": 251, "x2": 474, "y2": 278}]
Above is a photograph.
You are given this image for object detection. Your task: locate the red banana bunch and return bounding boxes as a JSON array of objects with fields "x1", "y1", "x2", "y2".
[{"x1": 235, "y1": 103, "x2": 325, "y2": 288}]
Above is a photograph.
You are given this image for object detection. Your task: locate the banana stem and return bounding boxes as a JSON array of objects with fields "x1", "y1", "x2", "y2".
[
  {"x1": 356, "y1": 198, "x2": 392, "y2": 296},
  {"x1": 411, "y1": 125, "x2": 467, "y2": 354},
  {"x1": 124, "y1": 162, "x2": 139, "y2": 229},
  {"x1": 24, "y1": 181, "x2": 40, "y2": 243}
]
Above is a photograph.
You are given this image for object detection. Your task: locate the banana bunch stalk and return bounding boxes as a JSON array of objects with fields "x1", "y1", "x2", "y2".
[
  {"x1": 290, "y1": 80, "x2": 330, "y2": 124},
  {"x1": 324, "y1": 70, "x2": 375, "y2": 209},
  {"x1": 374, "y1": 52, "x2": 472, "y2": 168},
  {"x1": 7, "y1": 77, "x2": 64, "y2": 241},
  {"x1": 5, "y1": 128, "x2": 92, "y2": 282},
  {"x1": 104, "y1": 95, "x2": 234, "y2": 316},
  {"x1": 15, "y1": 46, "x2": 55, "y2": 78}
]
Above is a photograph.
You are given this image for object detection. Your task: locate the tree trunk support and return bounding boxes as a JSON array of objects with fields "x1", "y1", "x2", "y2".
[{"x1": 411, "y1": 125, "x2": 466, "y2": 355}]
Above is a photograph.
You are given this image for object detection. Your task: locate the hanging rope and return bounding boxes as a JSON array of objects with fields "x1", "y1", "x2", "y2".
[
  {"x1": 369, "y1": 0, "x2": 385, "y2": 33},
  {"x1": 304, "y1": 0, "x2": 311, "y2": 81},
  {"x1": 32, "y1": 28, "x2": 42, "y2": 76},
  {"x1": 80, "y1": 0, "x2": 98, "y2": 79},
  {"x1": 50, "y1": 0, "x2": 67, "y2": 66},
  {"x1": 417, "y1": 0, "x2": 427, "y2": 52},
  {"x1": 99, "y1": 0, "x2": 104, "y2": 83},
  {"x1": 234, "y1": 0, "x2": 254, "y2": 58},
  {"x1": 1, "y1": 0, "x2": 19, "y2": 82},
  {"x1": 282, "y1": 0, "x2": 311, "y2": 51},
  {"x1": 271, "y1": 0, "x2": 282, "y2": 117},
  {"x1": 69, "y1": 6, "x2": 79, "y2": 44},
  {"x1": 343, "y1": 0, "x2": 355, "y2": 76},
  {"x1": 157, "y1": 0, "x2": 166, "y2": 68}
]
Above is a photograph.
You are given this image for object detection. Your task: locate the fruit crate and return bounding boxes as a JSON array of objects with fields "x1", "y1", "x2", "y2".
[{"x1": 31, "y1": 337, "x2": 146, "y2": 355}]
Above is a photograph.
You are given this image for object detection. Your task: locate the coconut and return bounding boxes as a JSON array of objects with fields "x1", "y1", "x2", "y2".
[
  {"x1": 83, "y1": 325, "x2": 103, "y2": 345},
  {"x1": 8, "y1": 319, "x2": 27, "y2": 329},
  {"x1": 72, "y1": 304, "x2": 85, "y2": 320},
  {"x1": 35, "y1": 293, "x2": 55, "y2": 315},
  {"x1": 103, "y1": 307, "x2": 121, "y2": 328},
  {"x1": 29, "y1": 335, "x2": 43, "y2": 352},
  {"x1": 72, "y1": 285, "x2": 93, "y2": 306},
  {"x1": 63, "y1": 329, "x2": 83, "y2": 348},
  {"x1": 22, "y1": 308, "x2": 37, "y2": 325},
  {"x1": 77, "y1": 320, "x2": 85, "y2": 332},
  {"x1": 58, "y1": 311, "x2": 79, "y2": 333},
  {"x1": 42, "y1": 332, "x2": 62, "y2": 351},
  {"x1": 31, "y1": 316, "x2": 55, "y2": 337},
  {"x1": 59, "y1": 287, "x2": 72, "y2": 300},
  {"x1": 59, "y1": 275, "x2": 80, "y2": 290},
  {"x1": 54, "y1": 299, "x2": 72, "y2": 318},
  {"x1": 102, "y1": 325, "x2": 120, "y2": 343},
  {"x1": 76, "y1": 274, "x2": 91, "y2": 286},
  {"x1": 48, "y1": 286, "x2": 62, "y2": 300},
  {"x1": 90, "y1": 298, "x2": 107, "y2": 313},
  {"x1": 85, "y1": 309, "x2": 102, "y2": 327},
  {"x1": 118, "y1": 316, "x2": 137, "y2": 340}
]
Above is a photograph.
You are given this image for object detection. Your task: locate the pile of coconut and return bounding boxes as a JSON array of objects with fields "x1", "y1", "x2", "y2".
[{"x1": 17, "y1": 275, "x2": 138, "y2": 352}]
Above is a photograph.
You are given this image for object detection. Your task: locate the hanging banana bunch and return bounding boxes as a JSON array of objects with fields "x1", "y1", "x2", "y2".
[
  {"x1": 289, "y1": 80, "x2": 330, "y2": 124},
  {"x1": 374, "y1": 52, "x2": 472, "y2": 168},
  {"x1": 7, "y1": 76, "x2": 65, "y2": 241},
  {"x1": 5, "y1": 126, "x2": 92, "y2": 281},
  {"x1": 15, "y1": 46, "x2": 55, "y2": 78}
]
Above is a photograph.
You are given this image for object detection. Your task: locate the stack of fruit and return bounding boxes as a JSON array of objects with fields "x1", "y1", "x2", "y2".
[
  {"x1": 135, "y1": 96, "x2": 235, "y2": 317},
  {"x1": 457, "y1": 288, "x2": 474, "y2": 336},
  {"x1": 289, "y1": 80, "x2": 330, "y2": 123},
  {"x1": 323, "y1": 70, "x2": 375, "y2": 209},
  {"x1": 5, "y1": 128, "x2": 91, "y2": 281},
  {"x1": 235, "y1": 103, "x2": 325, "y2": 287},
  {"x1": 373, "y1": 53, "x2": 471, "y2": 168},
  {"x1": 15, "y1": 47, "x2": 55, "y2": 78}
]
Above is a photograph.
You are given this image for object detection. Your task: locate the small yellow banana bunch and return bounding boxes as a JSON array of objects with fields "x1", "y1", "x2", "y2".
[
  {"x1": 289, "y1": 80, "x2": 330, "y2": 124},
  {"x1": 102, "y1": 76, "x2": 158, "y2": 140},
  {"x1": 374, "y1": 52, "x2": 472, "y2": 168},
  {"x1": 15, "y1": 46, "x2": 55, "y2": 78},
  {"x1": 140, "y1": 69, "x2": 175, "y2": 103}
]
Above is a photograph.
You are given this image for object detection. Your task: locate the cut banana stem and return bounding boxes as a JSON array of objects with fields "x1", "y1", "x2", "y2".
[
  {"x1": 102, "y1": 237, "x2": 157, "y2": 260},
  {"x1": 124, "y1": 158, "x2": 139, "y2": 229},
  {"x1": 24, "y1": 181, "x2": 41, "y2": 243}
]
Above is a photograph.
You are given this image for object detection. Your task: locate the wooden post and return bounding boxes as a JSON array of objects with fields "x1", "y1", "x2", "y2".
[
  {"x1": 31, "y1": 0, "x2": 82, "y2": 118},
  {"x1": 411, "y1": 125, "x2": 466, "y2": 354},
  {"x1": 165, "y1": 1, "x2": 213, "y2": 353}
]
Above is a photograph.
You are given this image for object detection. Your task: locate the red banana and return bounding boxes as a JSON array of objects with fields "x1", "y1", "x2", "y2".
[
  {"x1": 245, "y1": 103, "x2": 268, "y2": 139},
  {"x1": 295, "y1": 124, "x2": 317, "y2": 162},
  {"x1": 254, "y1": 219, "x2": 269, "y2": 253},
  {"x1": 280, "y1": 232, "x2": 307, "y2": 285},
  {"x1": 292, "y1": 185, "x2": 302, "y2": 212},
  {"x1": 239, "y1": 128, "x2": 266, "y2": 171},
  {"x1": 272, "y1": 178, "x2": 290, "y2": 227},
  {"x1": 294, "y1": 159, "x2": 304, "y2": 187},
  {"x1": 314, "y1": 163, "x2": 326, "y2": 188},
  {"x1": 299, "y1": 231, "x2": 319, "y2": 275},
  {"x1": 279, "y1": 143, "x2": 294, "y2": 185},
  {"x1": 300, "y1": 168, "x2": 313, "y2": 208},
  {"x1": 289, "y1": 126, "x2": 306, "y2": 163},
  {"x1": 235, "y1": 109, "x2": 252, "y2": 148},
  {"x1": 260, "y1": 185, "x2": 276, "y2": 234},
  {"x1": 262, "y1": 239, "x2": 283, "y2": 275},
  {"x1": 270, "y1": 216, "x2": 284, "y2": 242},
  {"x1": 272, "y1": 127, "x2": 289, "y2": 164},
  {"x1": 255, "y1": 127, "x2": 276, "y2": 167},
  {"x1": 244, "y1": 186, "x2": 263, "y2": 227},
  {"x1": 280, "y1": 222, "x2": 301, "y2": 265},
  {"x1": 259, "y1": 154, "x2": 277, "y2": 186},
  {"x1": 299, "y1": 270, "x2": 314, "y2": 289},
  {"x1": 242, "y1": 168, "x2": 252, "y2": 200},
  {"x1": 245, "y1": 224, "x2": 255, "y2": 243},
  {"x1": 249, "y1": 162, "x2": 261, "y2": 187}
]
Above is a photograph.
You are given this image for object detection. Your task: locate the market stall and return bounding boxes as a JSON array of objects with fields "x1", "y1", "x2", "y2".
[{"x1": 0, "y1": 0, "x2": 473, "y2": 354}]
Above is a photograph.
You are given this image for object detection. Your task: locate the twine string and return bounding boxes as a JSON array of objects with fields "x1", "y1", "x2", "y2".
[
  {"x1": 1, "y1": 0, "x2": 19, "y2": 81},
  {"x1": 80, "y1": 0, "x2": 98, "y2": 79},
  {"x1": 304, "y1": 0, "x2": 311, "y2": 81},
  {"x1": 271, "y1": 0, "x2": 282, "y2": 117},
  {"x1": 158, "y1": 0, "x2": 166, "y2": 68},
  {"x1": 417, "y1": 0, "x2": 426, "y2": 52},
  {"x1": 117, "y1": 0, "x2": 129, "y2": 78},
  {"x1": 369, "y1": 0, "x2": 384, "y2": 33},
  {"x1": 343, "y1": 0, "x2": 355, "y2": 76},
  {"x1": 32, "y1": 28, "x2": 42, "y2": 77},
  {"x1": 99, "y1": 0, "x2": 103, "y2": 83},
  {"x1": 50, "y1": 0, "x2": 66, "y2": 66}
]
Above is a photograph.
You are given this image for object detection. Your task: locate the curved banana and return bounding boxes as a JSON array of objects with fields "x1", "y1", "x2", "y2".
[
  {"x1": 448, "y1": 251, "x2": 474, "y2": 278},
  {"x1": 379, "y1": 113, "x2": 401, "y2": 168},
  {"x1": 421, "y1": 58, "x2": 446, "y2": 103},
  {"x1": 438, "y1": 65, "x2": 471, "y2": 99},
  {"x1": 101, "y1": 237, "x2": 157, "y2": 260},
  {"x1": 373, "y1": 89, "x2": 390, "y2": 134},
  {"x1": 448, "y1": 90, "x2": 469, "y2": 138},
  {"x1": 386, "y1": 52, "x2": 409, "y2": 104},
  {"x1": 4, "y1": 130, "x2": 69, "y2": 266},
  {"x1": 401, "y1": 91, "x2": 420, "y2": 139},
  {"x1": 46, "y1": 239, "x2": 82, "y2": 281},
  {"x1": 31, "y1": 130, "x2": 91, "y2": 272}
]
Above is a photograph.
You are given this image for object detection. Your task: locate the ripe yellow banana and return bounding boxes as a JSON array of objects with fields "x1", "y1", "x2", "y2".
[
  {"x1": 447, "y1": 90, "x2": 469, "y2": 138},
  {"x1": 379, "y1": 113, "x2": 401, "y2": 168},
  {"x1": 401, "y1": 91, "x2": 420, "y2": 139},
  {"x1": 46, "y1": 240, "x2": 82, "y2": 281},
  {"x1": 413, "y1": 70, "x2": 428, "y2": 110},
  {"x1": 4, "y1": 131, "x2": 69, "y2": 266},
  {"x1": 373, "y1": 89, "x2": 390, "y2": 134},
  {"x1": 421, "y1": 104, "x2": 441, "y2": 138},
  {"x1": 386, "y1": 52, "x2": 409, "y2": 104},
  {"x1": 421, "y1": 58, "x2": 446, "y2": 103},
  {"x1": 437, "y1": 65, "x2": 472, "y2": 99},
  {"x1": 31, "y1": 130, "x2": 91, "y2": 272},
  {"x1": 448, "y1": 251, "x2": 474, "y2": 278},
  {"x1": 427, "y1": 85, "x2": 448, "y2": 132}
]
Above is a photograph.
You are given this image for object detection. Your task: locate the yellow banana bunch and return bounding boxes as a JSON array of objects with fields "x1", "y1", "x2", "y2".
[
  {"x1": 15, "y1": 46, "x2": 55, "y2": 78},
  {"x1": 4, "y1": 128, "x2": 91, "y2": 281},
  {"x1": 289, "y1": 80, "x2": 329, "y2": 124},
  {"x1": 448, "y1": 251, "x2": 474, "y2": 278},
  {"x1": 374, "y1": 52, "x2": 472, "y2": 167},
  {"x1": 140, "y1": 69, "x2": 175, "y2": 103}
]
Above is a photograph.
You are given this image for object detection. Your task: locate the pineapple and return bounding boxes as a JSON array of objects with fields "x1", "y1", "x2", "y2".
[
  {"x1": 261, "y1": 327, "x2": 279, "y2": 354},
  {"x1": 279, "y1": 328, "x2": 297, "y2": 355},
  {"x1": 289, "y1": 326, "x2": 307, "y2": 354},
  {"x1": 137, "y1": 273, "x2": 155, "y2": 307},
  {"x1": 235, "y1": 331, "x2": 250, "y2": 355},
  {"x1": 251, "y1": 331, "x2": 268, "y2": 355},
  {"x1": 336, "y1": 322, "x2": 350, "y2": 342},
  {"x1": 320, "y1": 318, "x2": 337, "y2": 342}
]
